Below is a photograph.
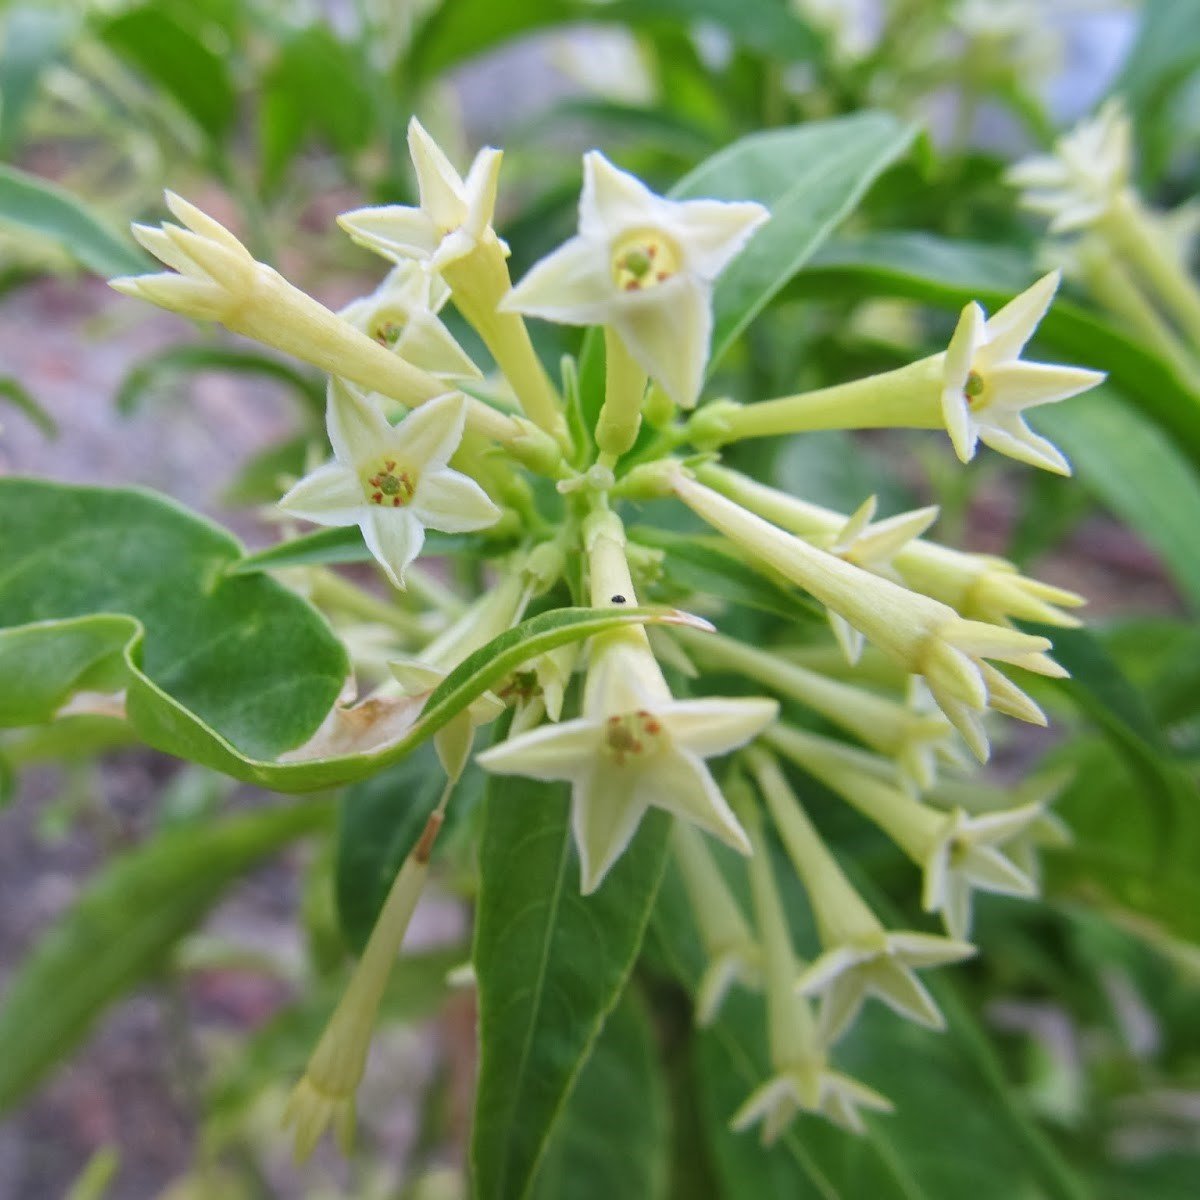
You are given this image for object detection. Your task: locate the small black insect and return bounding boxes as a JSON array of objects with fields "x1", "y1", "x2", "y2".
[{"x1": 611, "y1": 594, "x2": 626, "y2": 604}]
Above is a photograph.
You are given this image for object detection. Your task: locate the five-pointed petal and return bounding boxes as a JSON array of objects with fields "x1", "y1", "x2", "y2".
[
  {"x1": 279, "y1": 381, "x2": 500, "y2": 589},
  {"x1": 797, "y1": 930, "x2": 975, "y2": 1043},
  {"x1": 732, "y1": 1062, "x2": 892, "y2": 1142},
  {"x1": 339, "y1": 118, "x2": 504, "y2": 270},
  {"x1": 503, "y1": 151, "x2": 768, "y2": 408},
  {"x1": 940, "y1": 271, "x2": 1104, "y2": 474},
  {"x1": 477, "y1": 684, "x2": 777, "y2": 893}
]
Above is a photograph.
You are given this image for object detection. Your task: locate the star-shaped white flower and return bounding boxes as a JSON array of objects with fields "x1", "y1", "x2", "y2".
[
  {"x1": 814, "y1": 494, "x2": 939, "y2": 663},
  {"x1": 940, "y1": 271, "x2": 1104, "y2": 474},
  {"x1": 502, "y1": 151, "x2": 768, "y2": 409},
  {"x1": 340, "y1": 262, "x2": 481, "y2": 382},
  {"x1": 732, "y1": 1060, "x2": 893, "y2": 1142},
  {"x1": 1006, "y1": 100, "x2": 1131, "y2": 234},
  {"x1": 339, "y1": 118, "x2": 504, "y2": 271},
  {"x1": 279, "y1": 381, "x2": 500, "y2": 590},
  {"x1": 798, "y1": 929, "x2": 974, "y2": 1044},
  {"x1": 477, "y1": 655, "x2": 777, "y2": 893}
]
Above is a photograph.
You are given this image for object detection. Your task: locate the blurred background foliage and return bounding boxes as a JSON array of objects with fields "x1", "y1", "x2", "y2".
[{"x1": 0, "y1": 1, "x2": 1199, "y2": 1197}]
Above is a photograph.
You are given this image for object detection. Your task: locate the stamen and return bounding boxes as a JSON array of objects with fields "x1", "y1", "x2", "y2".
[
  {"x1": 602, "y1": 710, "x2": 668, "y2": 766},
  {"x1": 611, "y1": 228, "x2": 682, "y2": 293},
  {"x1": 362, "y1": 459, "x2": 416, "y2": 507}
]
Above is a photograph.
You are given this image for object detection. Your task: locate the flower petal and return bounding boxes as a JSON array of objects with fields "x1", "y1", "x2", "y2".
[
  {"x1": 476, "y1": 718, "x2": 599, "y2": 782},
  {"x1": 579, "y1": 150, "x2": 664, "y2": 241},
  {"x1": 944, "y1": 300, "x2": 984, "y2": 393},
  {"x1": 980, "y1": 271, "x2": 1060, "y2": 363},
  {"x1": 572, "y1": 766, "x2": 650, "y2": 893},
  {"x1": 361, "y1": 507, "x2": 424, "y2": 589},
  {"x1": 664, "y1": 696, "x2": 778, "y2": 757},
  {"x1": 868, "y1": 958, "x2": 944, "y2": 1029},
  {"x1": 338, "y1": 205, "x2": 440, "y2": 263},
  {"x1": 395, "y1": 309, "x2": 482, "y2": 381},
  {"x1": 978, "y1": 412, "x2": 1071, "y2": 475},
  {"x1": 462, "y1": 146, "x2": 503, "y2": 241},
  {"x1": 502, "y1": 236, "x2": 615, "y2": 326},
  {"x1": 412, "y1": 467, "x2": 501, "y2": 532},
  {"x1": 408, "y1": 117, "x2": 467, "y2": 228},
  {"x1": 278, "y1": 462, "x2": 365, "y2": 525},
  {"x1": 984, "y1": 360, "x2": 1104, "y2": 409},
  {"x1": 672, "y1": 198, "x2": 769, "y2": 279},
  {"x1": 388, "y1": 392, "x2": 467, "y2": 472},
  {"x1": 611, "y1": 275, "x2": 712, "y2": 409},
  {"x1": 327, "y1": 378, "x2": 394, "y2": 467},
  {"x1": 633, "y1": 750, "x2": 750, "y2": 855}
]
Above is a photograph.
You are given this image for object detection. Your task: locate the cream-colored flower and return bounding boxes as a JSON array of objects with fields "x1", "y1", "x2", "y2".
[
  {"x1": 767, "y1": 725, "x2": 1042, "y2": 939},
  {"x1": 477, "y1": 641, "x2": 776, "y2": 892},
  {"x1": 339, "y1": 118, "x2": 504, "y2": 270},
  {"x1": 747, "y1": 746, "x2": 974, "y2": 1042},
  {"x1": 112, "y1": 192, "x2": 451, "y2": 411},
  {"x1": 279, "y1": 381, "x2": 500, "y2": 589},
  {"x1": 1007, "y1": 100, "x2": 1132, "y2": 234},
  {"x1": 340, "y1": 262, "x2": 481, "y2": 382},
  {"x1": 940, "y1": 271, "x2": 1104, "y2": 473},
  {"x1": 503, "y1": 151, "x2": 768, "y2": 408}
]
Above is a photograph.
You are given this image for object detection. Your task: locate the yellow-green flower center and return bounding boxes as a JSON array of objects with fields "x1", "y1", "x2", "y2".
[
  {"x1": 963, "y1": 370, "x2": 988, "y2": 409},
  {"x1": 603, "y1": 709, "x2": 666, "y2": 766},
  {"x1": 611, "y1": 229, "x2": 681, "y2": 293},
  {"x1": 363, "y1": 459, "x2": 416, "y2": 508}
]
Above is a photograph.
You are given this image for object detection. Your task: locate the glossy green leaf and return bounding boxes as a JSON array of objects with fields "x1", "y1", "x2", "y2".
[
  {"x1": 531, "y1": 986, "x2": 670, "y2": 1200},
  {"x1": 472, "y1": 774, "x2": 670, "y2": 1200},
  {"x1": 675, "y1": 114, "x2": 917, "y2": 368},
  {"x1": 100, "y1": 5, "x2": 236, "y2": 140},
  {"x1": 0, "y1": 479, "x2": 347, "y2": 759},
  {"x1": 0, "y1": 165, "x2": 146, "y2": 277},
  {"x1": 1113, "y1": 0, "x2": 1200, "y2": 119},
  {"x1": 1033, "y1": 390, "x2": 1200, "y2": 613},
  {"x1": 0, "y1": 375, "x2": 56, "y2": 436},
  {"x1": 799, "y1": 232, "x2": 1200, "y2": 465},
  {"x1": 0, "y1": 800, "x2": 329, "y2": 1111},
  {"x1": 114, "y1": 344, "x2": 324, "y2": 417}
]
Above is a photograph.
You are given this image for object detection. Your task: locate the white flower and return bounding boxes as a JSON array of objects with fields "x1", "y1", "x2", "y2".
[
  {"x1": 502, "y1": 151, "x2": 768, "y2": 409},
  {"x1": 339, "y1": 118, "x2": 504, "y2": 270},
  {"x1": 340, "y1": 262, "x2": 481, "y2": 382},
  {"x1": 279, "y1": 382, "x2": 500, "y2": 589},
  {"x1": 732, "y1": 1062, "x2": 893, "y2": 1141},
  {"x1": 1007, "y1": 100, "x2": 1132, "y2": 234},
  {"x1": 811, "y1": 493, "x2": 939, "y2": 663},
  {"x1": 940, "y1": 271, "x2": 1105, "y2": 474},
  {"x1": 477, "y1": 642, "x2": 777, "y2": 893}
]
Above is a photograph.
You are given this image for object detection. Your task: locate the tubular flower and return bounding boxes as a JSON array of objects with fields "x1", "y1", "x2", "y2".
[
  {"x1": 694, "y1": 464, "x2": 1086, "y2": 630},
  {"x1": 478, "y1": 511, "x2": 776, "y2": 892},
  {"x1": 672, "y1": 822, "x2": 762, "y2": 1026},
  {"x1": 279, "y1": 381, "x2": 500, "y2": 589},
  {"x1": 745, "y1": 747, "x2": 973, "y2": 1042},
  {"x1": 340, "y1": 262, "x2": 481, "y2": 383},
  {"x1": 731, "y1": 796, "x2": 891, "y2": 1141},
  {"x1": 767, "y1": 726, "x2": 1042, "y2": 939},
  {"x1": 112, "y1": 192, "x2": 462, "y2": 414},
  {"x1": 671, "y1": 469, "x2": 1064, "y2": 760},
  {"x1": 940, "y1": 271, "x2": 1104, "y2": 473},
  {"x1": 503, "y1": 151, "x2": 768, "y2": 409},
  {"x1": 1007, "y1": 100, "x2": 1131, "y2": 234},
  {"x1": 339, "y1": 118, "x2": 504, "y2": 271}
]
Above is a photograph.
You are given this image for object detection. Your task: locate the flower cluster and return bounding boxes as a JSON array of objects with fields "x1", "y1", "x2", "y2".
[{"x1": 112, "y1": 117, "x2": 1102, "y2": 1154}]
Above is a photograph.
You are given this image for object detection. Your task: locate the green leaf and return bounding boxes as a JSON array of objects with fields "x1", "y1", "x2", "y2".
[
  {"x1": 799, "y1": 232, "x2": 1200, "y2": 466},
  {"x1": 1033, "y1": 389, "x2": 1200, "y2": 613},
  {"x1": 0, "y1": 164, "x2": 146, "y2": 276},
  {"x1": 99, "y1": 5, "x2": 236, "y2": 140},
  {"x1": 0, "y1": 5, "x2": 76, "y2": 152},
  {"x1": 472, "y1": 774, "x2": 670, "y2": 1200},
  {"x1": 674, "y1": 114, "x2": 918, "y2": 369},
  {"x1": 0, "y1": 800, "x2": 328, "y2": 1111},
  {"x1": 114, "y1": 344, "x2": 324, "y2": 417},
  {"x1": 531, "y1": 986, "x2": 670, "y2": 1200},
  {"x1": 0, "y1": 375, "x2": 56, "y2": 436},
  {"x1": 408, "y1": 0, "x2": 819, "y2": 83},
  {"x1": 1113, "y1": 0, "x2": 1200, "y2": 120},
  {"x1": 0, "y1": 487, "x2": 701, "y2": 786},
  {"x1": 629, "y1": 526, "x2": 823, "y2": 622},
  {"x1": 259, "y1": 24, "x2": 372, "y2": 191},
  {"x1": 0, "y1": 479, "x2": 347, "y2": 760}
]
